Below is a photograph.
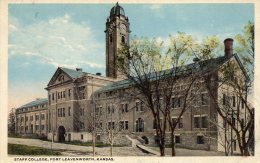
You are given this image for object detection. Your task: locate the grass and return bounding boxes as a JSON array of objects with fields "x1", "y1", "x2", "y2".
[
  {"x1": 8, "y1": 133, "x2": 48, "y2": 141},
  {"x1": 61, "y1": 141, "x2": 126, "y2": 147},
  {"x1": 8, "y1": 144, "x2": 62, "y2": 155}
]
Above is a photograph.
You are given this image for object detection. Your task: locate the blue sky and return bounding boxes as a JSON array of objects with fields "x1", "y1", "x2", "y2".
[{"x1": 8, "y1": 3, "x2": 254, "y2": 109}]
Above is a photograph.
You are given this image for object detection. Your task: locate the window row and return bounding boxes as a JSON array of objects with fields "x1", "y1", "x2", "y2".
[
  {"x1": 18, "y1": 114, "x2": 46, "y2": 122},
  {"x1": 58, "y1": 107, "x2": 71, "y2": 117},
  {"x1": 50, "y1": 89, "x2": 72, "y2": 101},
  {"x1": 222, "y1": 93, "x2": 246, "y2": 108}
]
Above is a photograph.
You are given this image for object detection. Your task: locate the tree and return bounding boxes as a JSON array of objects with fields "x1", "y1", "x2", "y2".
[
  {"x1": 235, "y1": 21, "x2": 254, "y2": 80},
  {"x1": 117, "y1": 33, "x2": 200, "y2": 156},
  {"x1": 8, "y1": 108, "x2": 16, "y2": 135}
]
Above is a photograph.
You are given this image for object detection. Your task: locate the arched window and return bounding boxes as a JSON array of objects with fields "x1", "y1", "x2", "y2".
[
  {"x1": 121, "y1": 36, "x2": 125, "y2": 44},
  {"x1": 136, "y1": 118, "x2": 144, "y2": 132}
]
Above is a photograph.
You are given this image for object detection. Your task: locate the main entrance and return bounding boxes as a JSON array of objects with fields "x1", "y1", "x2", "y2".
[{"x1": 58, "y1": 126, "x2": 66, "y2": 142}]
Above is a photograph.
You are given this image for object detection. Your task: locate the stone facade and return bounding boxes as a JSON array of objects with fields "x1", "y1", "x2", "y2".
[{"x1": 15, "y1": 98, "x2": 48, "y2": 137}]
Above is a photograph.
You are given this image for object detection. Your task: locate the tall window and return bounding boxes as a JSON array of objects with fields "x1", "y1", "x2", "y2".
[
  {"x1": 223, "y1": 94, "x2": 226, "y2": 105},
  {"x1": 201, "y1": 116, "x2": 207, "y2": 128},
  {"x1": 232, "y1": 96, "x2": 236, "y2": 107},
  {"x1": 68, "y1": 107, "x2": 71, "y2": 116},
  {"x1": 121, "y1": 103, "x2": 128, "y2": 113},
  {"x1": 109, "y1": 34, "x2": 113, "y2": 42},
  {"x1": 194, "y1": 117, "x2": 200, "y2": 128},
  {"x1": 136, "y1": 102, "x2": 140, "y2": 111},
  {"x1": 68, "y1": 89, "x2": 71, "y2": 97},
  {"x1": 121, "y1": 36, "x2": 125, "y2": 44},
  {"x1": 135, "y1": 118, "x2": 144, "y2": 132}
]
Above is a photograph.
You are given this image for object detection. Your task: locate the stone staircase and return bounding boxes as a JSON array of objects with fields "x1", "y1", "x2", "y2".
[{"x1": 125, "y1": 134, "x2": 160, "y2": 156}]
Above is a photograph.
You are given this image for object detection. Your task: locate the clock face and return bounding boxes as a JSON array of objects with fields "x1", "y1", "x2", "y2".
[{"x1": 120, "y1": 24, "x2": 126, "y2": 31}]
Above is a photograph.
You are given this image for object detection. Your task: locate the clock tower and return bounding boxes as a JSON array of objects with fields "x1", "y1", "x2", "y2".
[{"x1": 105, "y1": 2, "x2": 130, "y2": 79}]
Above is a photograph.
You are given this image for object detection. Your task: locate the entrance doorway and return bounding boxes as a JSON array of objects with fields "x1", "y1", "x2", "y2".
[{"x1": 58, "y1": 126, "x2": 66, "y2": 142}]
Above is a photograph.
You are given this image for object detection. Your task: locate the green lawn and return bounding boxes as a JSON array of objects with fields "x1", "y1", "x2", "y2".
[{"x1": 8, "y1": 144, "x2": 62, "y2": 155}]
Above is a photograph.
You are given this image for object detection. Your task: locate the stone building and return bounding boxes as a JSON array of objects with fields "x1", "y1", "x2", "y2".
[
  {"x1": 15, "y1": 98, "x2": 48, "y2": 136},
  {"x1": 14, "y1": 3, "x2": 250, "y2": 153}
]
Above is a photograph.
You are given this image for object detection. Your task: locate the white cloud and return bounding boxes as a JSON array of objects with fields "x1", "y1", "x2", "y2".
[
  {"x1": 9, "y1": 14, "x2": 105, "y2": 69},
  {"x1": 147, "y1": 4, "x2": 165, "y2": 18}
]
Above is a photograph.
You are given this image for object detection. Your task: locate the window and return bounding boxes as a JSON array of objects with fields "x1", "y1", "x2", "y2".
[
  {"x1": 121, "y1": 103, "x2": 128, "y2": 113},
  {"x1": 171, "y1": 97, "x2": 176, "y2": 108},
  {"x1": 232, "y1": 117, "x2": 235, "y2": 125},
  {"x1": 112, "y1": 105, "x2": 114, "y2": 113},
  {"x1": 68, "y1": 107, "x2": 71, "y2": 116},
  {"x1": 81, "y1": 134, "x2": 83, "y2": 140},
  {"x1": 36, "y1": 115, "x2": 39, "y2": 121},
  {"x1": 136, "y1": 101, "x2": 144, "y2": 112},
  {"x1": 194, "y1": 117, "x2": 200, "y2": 128},
  {"x1": 112, "y1": 122, "x2": 115, "y2": 130},
  {"x1": 223, "y1": 94, "x2": 226, "y2": 105},
  {"x1": 30, "y1": 116, "x2": 33, "y2": 121},
  {"x1": 107, "y1": 105, "x2": 110, "y2": 114},
  {"x1": 179, "y1": 118, "x2": 183, "y2": 128},
  {"x1": 96, "y1": 135, "x2": 101, "y2": 141},
  {"x1": 136, "y1": 118, "x2": 144, "y2": 132},
  {"x1": 35, "y1": 125, "x2": 39, "y2": 131},
  {"x1": 80, "y1": 122, "x2": 85, "y2": 129},
  {"x1": 175, "y1": 135, "x2": 180, "y2": 144},
  {"x1": 119, "y1": 121, "x2": 124, "y2": 131},
  {"x1": 41, "y1": 125, "x2": 44, "y2": 130},
  {"x1": 140, "y1": 102, "x2": 144, "y2": 111},
  {"x1": 197, "y1": 136, "x2": 204, "y2": 144},
  {"x1": 201, "y1": 116, "x2": 207, "y2": 128},
  {"x1": 125, "y1": 121, "x2": 128, "y2": 130},
  {"x1": 171, "y1": 118, "x2": 183, "y2": 129},
  {"x1": 121, "y1": 36, "x2": 125, "y2": 44},
  {"x1": 63, "y1": 91, "x2": 66, "y2": 98},
  {"x1": 136, "y1": 102, "x2": 139, "y2": 111},
  {"x1": 80, "y1": 108, "x2": 84, "y2": 116},
  {"x1": 109, "y1": 34, "x2": 113, "y2": 42},
  {"x1": 223, "y1": 119, "x2": 227, "y2": 128},
  {"x1": 68, "y1": 89, "x2": 71, "y2": 97},
  {"x1": 25, "y1": 116, "x2": 28, "y2": 122},
  {"x1": 233, "y1": 140, "x2": 236, "y2": 151},
  {"x1": 233, "y1": 96, "x2": 236, "y2": 107},
  {"x1": 62, "y1": 108, "x2": 65, "y2": 117},
  {"x1": 201, "y1": 93, "x2": 209, "y2": 105},
  {"x1": 41, "y1": 114, "x2": 45, "y2": 120},
  {"x1": 52, "y1": 93, "x2": 55, "y2": 101}
]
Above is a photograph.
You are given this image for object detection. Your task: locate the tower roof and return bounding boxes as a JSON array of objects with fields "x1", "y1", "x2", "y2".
[{"x1": 110, "y1": 2, "x2": 125, "y2": 17}]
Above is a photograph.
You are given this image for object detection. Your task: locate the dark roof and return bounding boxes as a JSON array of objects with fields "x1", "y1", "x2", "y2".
[
  {"x1": 110, "y1": 2, "x2": 125, "y2": 17},
  {"x1": 60, "y1": 67, "x2": 87, "y2": 79},
  {"x1": 18, "y1": 98, "x2": 48, "y2": 109},
  {"x1": 95, "y1": 55, "x2": 229, "y2": 93}
]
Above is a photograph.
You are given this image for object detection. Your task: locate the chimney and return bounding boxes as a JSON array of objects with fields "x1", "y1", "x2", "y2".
[
  {"x1": 76, "y1": 68, "x2": 82, "y2": 72},
  {"x1": 224, "y1": 38, "x2": 233, "y2": 58}
]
